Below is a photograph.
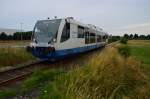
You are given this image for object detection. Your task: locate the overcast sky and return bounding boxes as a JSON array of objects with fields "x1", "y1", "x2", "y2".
[{"x1": 0, "y1": 0, "x2": 150, "y2": 35}]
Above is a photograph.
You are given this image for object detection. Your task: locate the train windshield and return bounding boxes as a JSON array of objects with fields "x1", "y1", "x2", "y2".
[{"x1": 33, "y1": 19, "x2": 61, "y2": 43}]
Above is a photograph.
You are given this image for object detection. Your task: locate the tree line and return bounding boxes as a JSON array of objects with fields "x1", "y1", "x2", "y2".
[
  {"x1": 123, "y1": 33, "x2": 150, "y2": 40},
  {"x1": 0, "y1": 32, "x2": 150, "y2": 41},
  {"x1": 0, "y1": 31, "x2": 32, "y2": 40},
  {"x1": 108, "y1": 33, "x2": 150, "y2": 43}
]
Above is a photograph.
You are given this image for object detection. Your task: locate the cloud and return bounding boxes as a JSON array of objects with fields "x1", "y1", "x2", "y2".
[
  {"x1": 0, "y1": 0, "x2": 150, "y2": 36},
  {"x1": 122, "y1": 23, "x2": 150, "y2": 29},
  {"x1": 110, "y1": 23, "x2": 150, "y2": 36}
]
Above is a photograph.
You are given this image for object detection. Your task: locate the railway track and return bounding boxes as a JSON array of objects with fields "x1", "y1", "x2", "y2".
[
  {"x1": 0, "y1": 59, "x2": 49, "y2": 87},
  {"x1": 0, "y1": 42, "x2": 118, "y2": 88},
  {"x1": 0, "y1": 56, "x2": 85, "y2": 88}
]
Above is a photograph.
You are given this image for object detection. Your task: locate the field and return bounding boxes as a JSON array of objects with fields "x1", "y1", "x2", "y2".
[
  {"x1": 0, "y1": 40, "x2": 30, "y2": 47},
  {"x1": 0, "y1": 40, "x2": 36, "y2": 70},
  {"x1": 128, "y1": 40, "x2": 150, "y2": 64},
  {"x1": 0, "y1": 40, "x2": 150, "y2": 99},
  {"x1": 128, "y1": 40, "x2": 150, "y2": 78}
]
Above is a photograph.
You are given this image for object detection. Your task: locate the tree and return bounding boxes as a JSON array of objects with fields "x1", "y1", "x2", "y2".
[
  {"x1": 123, "y1": 34, "x2": 129, "y2": 39},
  {"x1": 146, "y1": 35, "x2": 150, "y2": 40},
  {"x1": 13, "y1": 31, "x2": 32, "y2": 40},
  {"x1": 0, "y1": 32, "x2": 8, "y2": 40},
  {"x1": 133, "y1": 34, "x2": 138, "y2": 39},
  {"x1": 139, "y1": 35, "x2": 146, "y2": 40},
  {"x1": 129, "y1": 34, "x2": 133, "y2": 39},
  {"x1": 7, "y1": 35, "x2": 13, "y2": 40},
  {"x1": 13, "y1": 32, "x2": 21, "y2": 40}
]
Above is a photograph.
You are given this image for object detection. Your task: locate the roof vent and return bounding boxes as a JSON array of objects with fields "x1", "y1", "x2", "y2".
[
  {"x1": 54, "y1": 16, "x2": 57, "y2": 19},
  {"x1": 67, "y1": 17, "x2": 74, "y2": 19}
]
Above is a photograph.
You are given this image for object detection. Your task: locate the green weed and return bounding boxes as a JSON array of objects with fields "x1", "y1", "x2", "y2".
[
  {"x1": 21, "y1": 69, "x2": 64, "y2": 94},
  {"x1": 0, "y1": 88, "x2": 17, "y2": 99}
]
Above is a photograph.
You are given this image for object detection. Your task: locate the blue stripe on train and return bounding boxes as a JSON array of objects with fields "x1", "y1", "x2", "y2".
[{"x1": 31, "y1": 43, "x2": 105, "y2": 60}]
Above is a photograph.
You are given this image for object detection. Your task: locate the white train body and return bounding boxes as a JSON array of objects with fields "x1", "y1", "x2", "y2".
[{"x1": 28, "y1": 17, "x2": 108, "y2": 60}]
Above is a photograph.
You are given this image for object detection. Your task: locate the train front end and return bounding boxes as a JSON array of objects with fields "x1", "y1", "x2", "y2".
[{"x1": 27, "y1": 19, "x2": 61, "y2": 60}]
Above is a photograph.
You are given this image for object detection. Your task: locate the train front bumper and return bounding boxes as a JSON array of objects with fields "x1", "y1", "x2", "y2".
[{"x1": 26, "y1": 46, "x2": 55, "y2": 59}]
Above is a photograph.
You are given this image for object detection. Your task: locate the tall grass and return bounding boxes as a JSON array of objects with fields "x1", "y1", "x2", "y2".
[
  {"x1": 1, "y1": 44, "x2": 149, "y2": 98},
  {"x1": 0, "y1": 48, "x2": 36, "y2": 67},
  {"x1": 35, "y1": 46, "x2": 150, "y2": 99},
  {"x1": 37, "y1": 46, "x2": 150, "y2": 99},
  {"x1": 64, "y1": 47, "x2": 150, "y2": 99}
]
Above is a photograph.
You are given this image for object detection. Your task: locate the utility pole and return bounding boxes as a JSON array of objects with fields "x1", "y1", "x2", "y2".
[{"x1": 20, "y1": 22, "x2": 23, "y2": 40}]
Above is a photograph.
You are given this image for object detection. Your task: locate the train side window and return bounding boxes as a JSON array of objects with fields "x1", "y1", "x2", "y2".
[
  {"x1": 97, "y1": 35, "x2": 102, "y2": 42},
  {"x1": 103, "y1": 35, "x2": 106, "y2": 41},
  {"x1": 90, "y1": 33, "x2": 96, "y2": 43},
  {"x1": 85, "y1": 32, "x2": 89, "y2": 44},
  {"x1": 60, "y1": 23, "x2": 70, "y2": 42},
  {"x1": 78, "y1": 26, "x2": 84, "y2": 38}
]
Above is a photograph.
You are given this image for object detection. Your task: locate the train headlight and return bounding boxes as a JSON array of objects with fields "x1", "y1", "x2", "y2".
[
  {"x1": 33, "y1": 38, "x2": 35, "y2": 42},
  {"x1": 48, "y1": 38, "x2": 56, "y2": 44},
  {"x1": 53, "y1": 38, "x2": 56, "y2": 42},
  {"x1": 33, "y1": 38, "x2": 38, "y2": 44}
]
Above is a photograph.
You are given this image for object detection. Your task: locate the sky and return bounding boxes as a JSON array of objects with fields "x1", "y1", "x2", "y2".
[{"x1": 0, "y1": 0, "x2": 150, "y2": 35}]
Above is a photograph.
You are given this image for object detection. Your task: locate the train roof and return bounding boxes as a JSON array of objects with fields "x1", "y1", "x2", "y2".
[
  {"x1": 37, "y1": 17, "x2": 108, "y2": 35},
  {"x1": 65, "y1": 17, "x2": 108, "y2": 35}
]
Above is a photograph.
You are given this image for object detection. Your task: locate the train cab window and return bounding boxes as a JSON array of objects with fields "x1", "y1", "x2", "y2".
[
  {"x1": 78, "y1": 26, "x2": 84, "y2": 38},
  {"x1": 60, "y1": 23, "x2": 70, "y2": 42}
]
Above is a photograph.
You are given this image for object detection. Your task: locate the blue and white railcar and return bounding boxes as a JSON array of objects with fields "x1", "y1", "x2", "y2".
[{"x1": 27, "y1": 17, "x2": 108, "y2": 60}]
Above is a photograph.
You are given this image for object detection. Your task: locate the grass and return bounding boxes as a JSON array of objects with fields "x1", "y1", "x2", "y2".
[
  {"x1": 0, "y1": 40, "x2": 36, "y2": 69},
  {"x1": 128, "y1": 40, "x2": 150, "y2": 78},
  {"x1": 63, "y1": 47, "x2": 149, "y2": 99},
  {"x1": 0, "y1": 69, "x2": 65, "y2": 99},
  {"x1": 128, "y1": 40, "x2": 150, "y2": 46},
  {"x1": 0, "y1": 47, "x2": 36, "y2": 68},
  {"x1": 21, "y1": 69, "x2": 64, "y2": 93},
  {"x1": 130, "y1": 46, "x2": 150, "y2": 64},
  {"x1": 36, "y1": 44, "x2": 150, "y2": 98},
  {"x1": 0, "y1": 40, "x2": 150, "y2": 98}
]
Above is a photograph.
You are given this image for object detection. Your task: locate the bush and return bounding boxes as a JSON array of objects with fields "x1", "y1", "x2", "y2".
[
  {"x1": 120, "y1": 38, "x2": 128, "y2": 44},
  {"x1": 108, "y1": 36, "x2": 120, "y2": 43},
  {"x1": 118, "y1": 45, "x2": 131, "y2": 58}
]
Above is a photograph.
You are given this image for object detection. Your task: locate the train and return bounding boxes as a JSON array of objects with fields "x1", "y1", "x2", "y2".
[{"x1": 27, "y1": 17, "x2": 108, "y2": 60}]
